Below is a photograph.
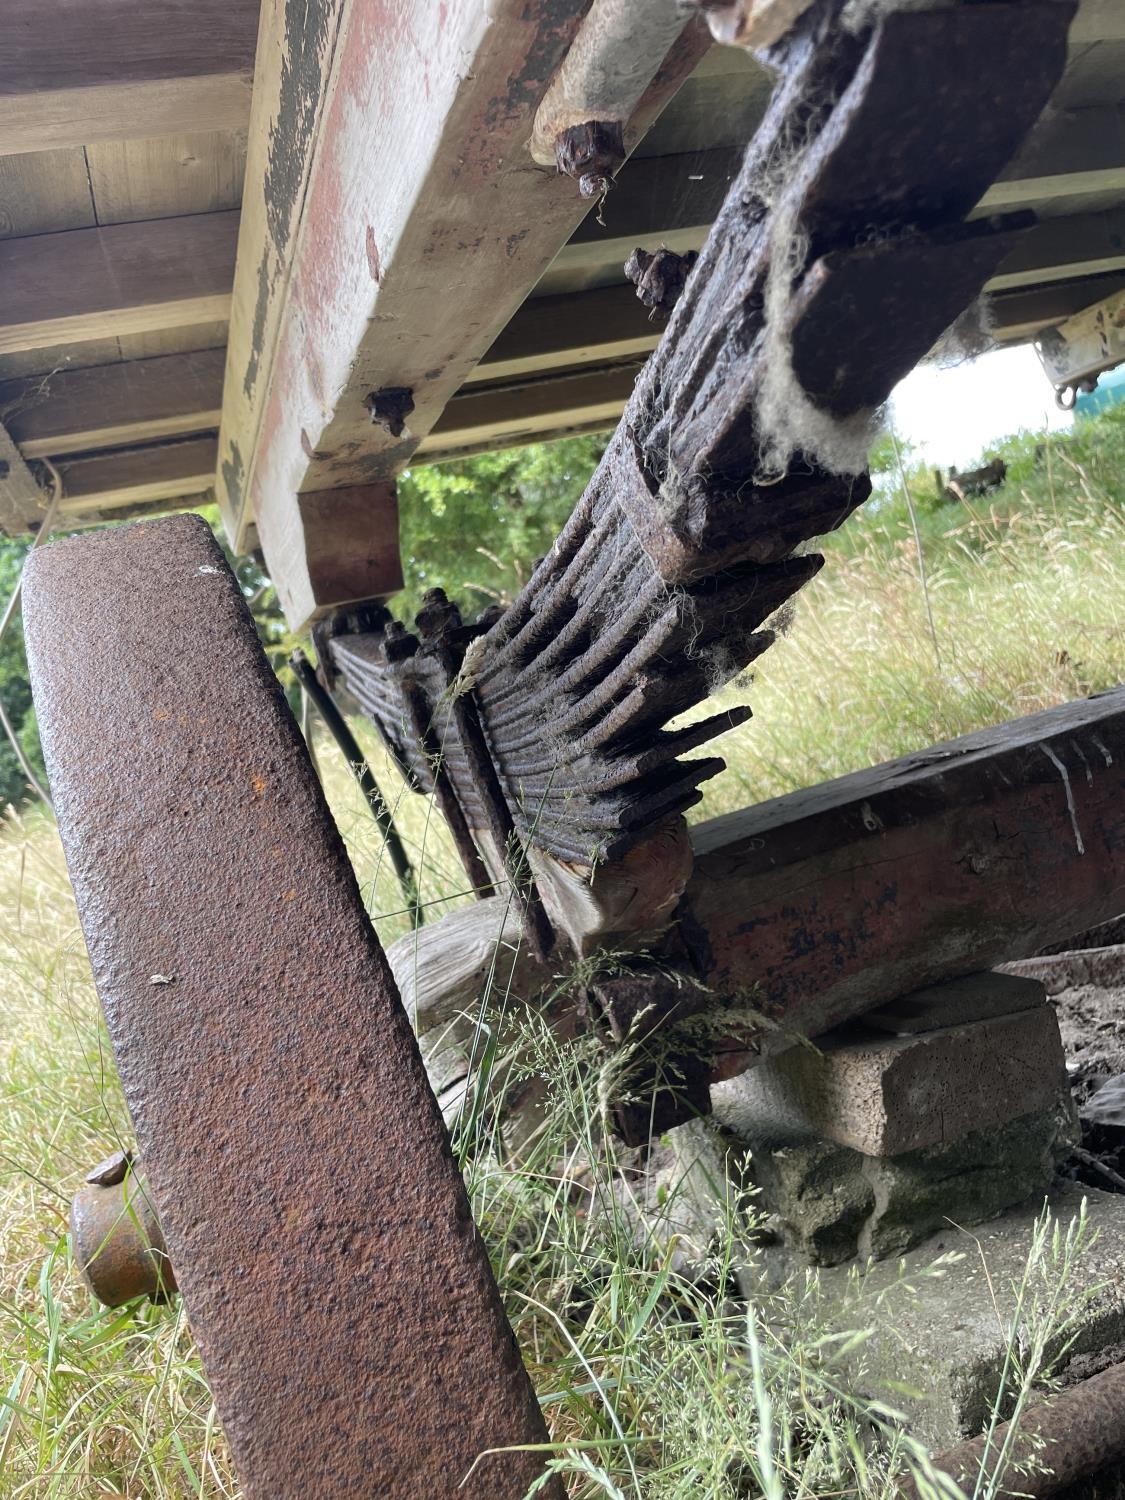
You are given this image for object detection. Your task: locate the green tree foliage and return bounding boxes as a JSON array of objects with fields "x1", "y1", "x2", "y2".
[
  {"x1": 396, "y1": 434, "x2": 606, "y2": 623},
  {"x1": 0, "y1": 535, "x2": 46, "y2": 808}
]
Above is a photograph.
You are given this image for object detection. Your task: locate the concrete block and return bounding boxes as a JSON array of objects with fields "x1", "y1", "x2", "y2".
[
  {"x1": 819, "y1": 1184, "x2": 1125, "y2": 1450},
  {"x1": 711, "y1": 993, "x2": 1067, "y2": 1157},
  {"x1": 747, "y1": 1094, "x2": 1076, "y2": 1266}
]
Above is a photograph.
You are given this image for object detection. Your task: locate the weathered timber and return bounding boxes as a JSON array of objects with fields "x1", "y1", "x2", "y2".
[
  {"x1": 1071, "y1": 0, "x2": 1125, "y2": 42},
  {"x1": 469, "y1": 286, "x2": 662, "y2": 384},
  {"x1": 415, "y1": 361, "x2": 646, "y2": 465},
  {"x1": 0, "y1": 350, "x2": 225, "y2": 459},
  {"x1": 84, "y1": 130, "x2": 247, "y2": 226},
  {"x1": 992, "y1": 207, "x2": 1125, "y2": 291},
  {"x1": 53, "y1": 438, "x2": 219, "y2": 516},
  {"x1": 978, "y1": 103, "x2": 1125, "y2": 216},
  {"x1": 680, "y1": 690, "x2": 1125, "y2": 1079},
  {"x1": 221, "y1": 0, "x2": 709, "y2": 610},
  {"x1": 400, "y1": 692, "x2": 1125, "y2": 1125},
  {"x1": 991, "y1": 272, "x2": 1125, "y2": 341},
  {"x1": 0, "y1": 214, "x2": 237, "y2": 356},
  {"x1": 699, "y1": 0, "x2": 816, "y2": 50},
  {"x1": 330, "y1": 0, "x2": 1074, "y2": 891},
  {"x1": 0, "y1": 421, "x2": 45, "y2": 536},
  {"x1": 527, "y1": 0, "x2": 689, "y2": 182},
  {"x1": 0, "y1": 0, "x2": 257, "y2": 155},
  {"x1": 24, "y1": 514, "x2": 561, "y2": 1500}
]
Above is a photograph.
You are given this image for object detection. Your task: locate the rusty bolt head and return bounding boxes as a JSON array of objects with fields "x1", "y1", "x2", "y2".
[
  {"x1": 554, "y1": 120, "x2": 626, "y2": 200},
  {"x1": 364, "y1": 386, "x2": 415, "y2": 438},
  {"x1": 84, "y1": 1147, "x2": 132, "y2": 1186},
  {"x1": 71, "y1": 1167, "x2": 178, "y2": 1307}
]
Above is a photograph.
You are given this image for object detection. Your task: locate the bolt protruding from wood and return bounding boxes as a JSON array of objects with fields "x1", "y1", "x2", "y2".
[
  {"x1": 625, "y1": 247, "x2": 698, "y2": 315},
  {"x1": 364, "y1": 386, "x2": 415, "y2": 438},
  {"x1": 554, "y1": 120, "x2": 626, "y2": 200}
]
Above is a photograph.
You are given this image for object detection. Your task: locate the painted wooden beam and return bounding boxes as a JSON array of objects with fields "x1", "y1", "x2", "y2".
[
  {"x1": 0, "y1": 0, "x2": 258, "y2": 155},
  {"x1": 0, "y1": 214, "x2": 238, "y2": 357},
  {"x1": 0, "y1": 350, "x2": 226, "y2": 459},
  {"x1": 0, "y1": 423, "x2": 46, "y2": 536},
  {"x1": 218, "y1": 0, "x2": 709, "y2": 625},
  {"x1": 990, "y1": 208, "x2": 1125, "y2": 291},
  {"x1": 54, "y1": 437, "x2": 219, "y2": 515}
]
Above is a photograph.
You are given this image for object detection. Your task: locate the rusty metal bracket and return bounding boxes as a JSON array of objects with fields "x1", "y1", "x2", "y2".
[{"x1": 25, "y1": 515, "x2": 561, "y2": 1500}]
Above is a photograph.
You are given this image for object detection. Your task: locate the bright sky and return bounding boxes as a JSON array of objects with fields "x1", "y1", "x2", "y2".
[{"x1": 888, "y1": 344, "x2": 1073, "y2": 471}]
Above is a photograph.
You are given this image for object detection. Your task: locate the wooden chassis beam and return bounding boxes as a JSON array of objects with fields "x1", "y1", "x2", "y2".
[
  {"x1": 681, "y1": 691, "x2": 1125, "y2": 1079},
  {"x1": 219, "y1": 0, "x2": 709, "y2": 622},
  {"x1": 0, "y1": 0, "x2": 258, "y2": 155},
  {"x1": 0, "y1": 214, "x2": 238, "y2": 357}
]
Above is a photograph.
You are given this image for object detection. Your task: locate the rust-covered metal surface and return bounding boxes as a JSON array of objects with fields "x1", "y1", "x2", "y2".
[
  {"x1": 71, "y1": 1151, "x2": 178, "y2": 1306},
  {"x1": 327, "y1": 0, "x2": 1076, "y2": 877},
  {"x1": 898, "y1": 1358, "x2": 1125, "y2": 1499},
  {"x1": 23, "y1": 514, "x2": 561, "y2": 1500}
]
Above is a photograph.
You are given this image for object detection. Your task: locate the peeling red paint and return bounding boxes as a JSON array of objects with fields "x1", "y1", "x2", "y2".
[{"x1": 246, "y1": 0, "x2": 705, "y2": 620}]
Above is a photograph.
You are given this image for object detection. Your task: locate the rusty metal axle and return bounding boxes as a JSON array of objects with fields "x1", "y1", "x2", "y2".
[{"x1": 900, "y1": 1359, "x2": 1125, "y2": 1499}]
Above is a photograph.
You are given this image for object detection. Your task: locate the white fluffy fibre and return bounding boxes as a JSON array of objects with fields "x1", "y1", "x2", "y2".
[
  {"x1": 750, "y1": 0, "x2": 945, "y2": 480},
  {"x1": 925, "y1": 295, "x2": 997, "y2": 370},
  {"x1": 753, "y1": 189, "x2": 880, "y2": 480}
]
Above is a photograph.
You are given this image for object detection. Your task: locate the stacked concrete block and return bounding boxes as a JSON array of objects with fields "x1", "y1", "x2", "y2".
[{"x1": 707, "y1": 971, "x2": 1077, "y2": 1265}]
